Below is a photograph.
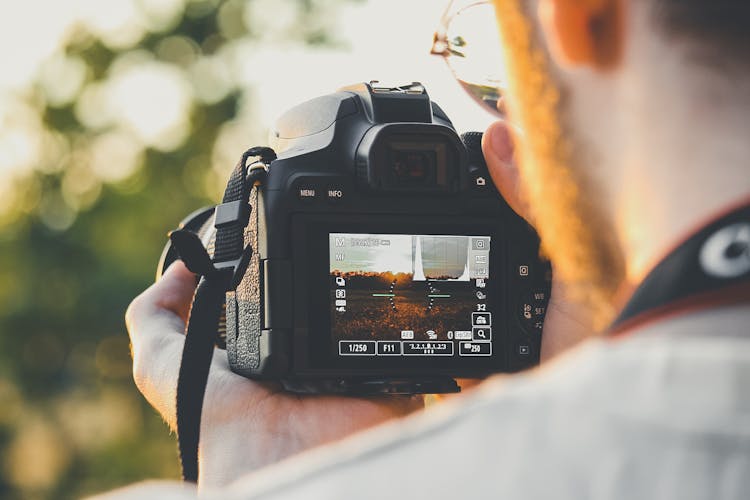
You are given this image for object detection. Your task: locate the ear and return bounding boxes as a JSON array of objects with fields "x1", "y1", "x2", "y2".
[{"x1": 538, "y1": 0, "x2": 624, "y2": 70}]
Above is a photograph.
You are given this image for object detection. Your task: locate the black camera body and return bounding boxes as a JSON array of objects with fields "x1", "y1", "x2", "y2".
[{"x1": 160, "y1": 82, "x2": 551, "y2": 394}]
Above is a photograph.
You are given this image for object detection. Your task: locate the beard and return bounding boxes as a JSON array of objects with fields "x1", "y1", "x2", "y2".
[{"x1": 492, "y1": 0, "x2": 625, "y2": 330}]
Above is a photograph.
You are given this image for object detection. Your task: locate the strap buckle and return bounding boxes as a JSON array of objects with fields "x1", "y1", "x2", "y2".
[
  {"x1": 168, "y1": 227, "x2": 252, "y2": 291},
  {"x1": 214, "y1": 200, "x2": 248, "y2": 230}
]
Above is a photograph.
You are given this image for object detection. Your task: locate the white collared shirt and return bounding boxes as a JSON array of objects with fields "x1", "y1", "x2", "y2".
[{"x1": 97, "y1": 304, "x2": 750, "y2": 500}]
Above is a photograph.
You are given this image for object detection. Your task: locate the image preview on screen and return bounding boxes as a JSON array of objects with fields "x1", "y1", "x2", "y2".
[{"x1": 329, "y1": 233, "x2": 493, "y2": 357}]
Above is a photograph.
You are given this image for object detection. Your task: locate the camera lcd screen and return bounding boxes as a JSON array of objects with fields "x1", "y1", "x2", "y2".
[{"x1": 329, "y1": 233, "x2": 493, "y2": 358}]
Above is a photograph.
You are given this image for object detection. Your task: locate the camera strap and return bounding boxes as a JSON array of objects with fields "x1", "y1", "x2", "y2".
[
  {"x1": 169, "y1": 146, "x2": 276, "y2": 483},
  {"x1": 609, "y1": 200, "x2": 750, "y2": 336}
]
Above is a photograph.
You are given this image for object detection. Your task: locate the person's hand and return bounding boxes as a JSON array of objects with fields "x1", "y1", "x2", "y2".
[
  {"x1": 125, "y1": 263, "x2": 424, "y2": 488},
  {"x1": 482, "y1": 120, "x2": 595, "y2": 361}
]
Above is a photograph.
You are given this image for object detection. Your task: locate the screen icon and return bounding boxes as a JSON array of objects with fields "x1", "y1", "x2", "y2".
[
  {"x1": 472, "y1": 327, "x2": 492, "y2": 341},
  {"x1": 403, "y1": 341, "x2": 453, "y2": 356},
  {"x1": 339, "y1": 341, "x2": 376, "y2": 356},
  {"x1": 472, "y1": 238, "x2": 490, "y2": 250},
  {"x1": 335, "y1": 276, "x2": 346, "y2": 287},
  {"x1": 459, "y1": 342, "x2": 492, "y2": 356},
  {"x1": 454, "y1": 330, "x2": 472, "y2": 340},
  {"x1": 377, "y1": 341, "x2": 402, "y2": 356},
  {"x1": 472, "y1": 312, "x2": 492, "y2": 326}
]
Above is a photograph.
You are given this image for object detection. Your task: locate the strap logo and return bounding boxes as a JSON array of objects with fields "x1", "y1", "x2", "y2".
[{"x1": 699, "y1": 222, "x2": 750, "y2": 279}]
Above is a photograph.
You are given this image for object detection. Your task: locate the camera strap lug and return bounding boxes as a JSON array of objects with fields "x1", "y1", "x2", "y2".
[
  {"x1": 169, "y1": 146, "x2": 276, "y2": 483},
  {"x1": 169, "y1": 146, "x2": 275, "y2": 293}
]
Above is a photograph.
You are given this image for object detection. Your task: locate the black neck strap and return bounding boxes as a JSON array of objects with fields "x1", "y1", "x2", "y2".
[
  {"x1": 169, "y1": 146, "x2": 276, "y2": 483},
  {"x1": 609, "y1": 201, "x2": 750, "y2": 335}
]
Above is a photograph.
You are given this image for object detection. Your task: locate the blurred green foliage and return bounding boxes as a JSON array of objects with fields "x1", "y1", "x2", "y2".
[{"x1": 0, "y1": 0, "x2": 356, "y2": 498}]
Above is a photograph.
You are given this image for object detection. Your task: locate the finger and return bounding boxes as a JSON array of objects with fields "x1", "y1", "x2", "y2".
[
  {"x1": 125, "y1": 261, "x2": 198, "y2": 427},
  {"x1": 429, "y1": 379, "x2": 484, "y2": 402},
  {"x1": 125, "y1": 260, "x2": 195, "y2": 381},
  {"x1": 127, "y1": 260, "x2": 249, "y2": 430},
  {"x1": 126, "y1": 260, "x2": 195, "y2": 345},
  {"x1": 482, "y1": 120, "x2": 530, "y2": 222},
  {"x1": 152, "y1": 260, "x2": 197, "y2": 323},
  {"x1": 125, "y1": 297, "x2": 185, "y2": 428},
  {"x1": 126, "y1": 260, "x2": 196, "y2": 340},
  {"x1": 496, "y1": 95, "x2": 507, "y2": 116},
  {"x1": 456, "y1": 378, "x2": 483, "y2": 391}
]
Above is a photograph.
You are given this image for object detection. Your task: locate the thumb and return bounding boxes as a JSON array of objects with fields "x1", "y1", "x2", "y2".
[{"x1": 481, "y1": 121, "x2": 530, "y2": 222}]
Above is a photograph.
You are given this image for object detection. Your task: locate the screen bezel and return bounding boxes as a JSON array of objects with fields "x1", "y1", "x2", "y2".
[{"x1": 291, "y1": 214, "x2": 510, "y2": 376}]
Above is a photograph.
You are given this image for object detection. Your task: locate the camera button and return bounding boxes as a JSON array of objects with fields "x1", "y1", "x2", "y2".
[
  {"x1": 325, "y1": 185, "x2": 345, "y2": 203},
  {"x1": 297, "y1": 185, "x2": 318, "y2": 201},
  {"x1": 520, "y1": 295, "x2": 546, "y2": 334},
  {"x1": 511, "y1": 338, "x2": 540, "y2": 369},
  {"x1": 530, "y1": 289, "x2": 548, "y2": 304},
  {"x1": 470, "y1": 172, "x2": 496, "y2": 197},
  {"x1": 515, "y1": 262, "x2": 533, "y2": 279}
]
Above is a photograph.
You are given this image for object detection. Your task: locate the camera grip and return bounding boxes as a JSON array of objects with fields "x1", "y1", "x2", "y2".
[{"x1": 226, "y1": 188, "x2": 263, "y2": 374}]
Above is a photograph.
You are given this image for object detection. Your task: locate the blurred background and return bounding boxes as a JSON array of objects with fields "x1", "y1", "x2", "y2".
[{"x1": 0, "y1": 0, "x2": 496, "y2": 497}]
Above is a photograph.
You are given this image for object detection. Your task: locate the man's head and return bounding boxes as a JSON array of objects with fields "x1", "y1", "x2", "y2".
[{"x1": 487, "y1": 0, "x2": 750, "y2": 329}]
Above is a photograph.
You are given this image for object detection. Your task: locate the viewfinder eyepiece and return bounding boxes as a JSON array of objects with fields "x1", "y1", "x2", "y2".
[{"x1": 357, "y1": 126, "x2": 463, "y2": 193}]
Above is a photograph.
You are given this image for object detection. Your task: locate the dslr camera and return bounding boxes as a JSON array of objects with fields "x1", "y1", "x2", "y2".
[{"x1": 158, "y1": 82, "x2": 551, "y2": 394}]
